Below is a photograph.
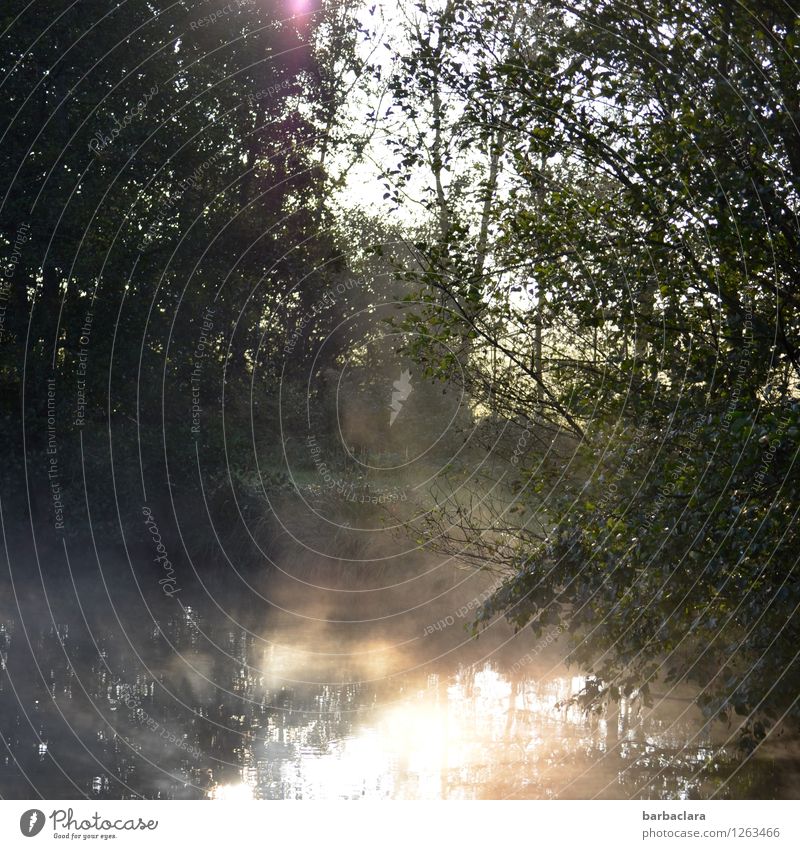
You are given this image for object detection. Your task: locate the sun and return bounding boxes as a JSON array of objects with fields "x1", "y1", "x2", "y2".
[{"x1": 288, "y1": 0, "x2": 313, "y2": 14}]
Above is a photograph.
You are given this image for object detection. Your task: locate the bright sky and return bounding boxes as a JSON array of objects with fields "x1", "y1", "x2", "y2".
[{"x1": 327, "y1": 1, "x2": 443, "y2": 225}]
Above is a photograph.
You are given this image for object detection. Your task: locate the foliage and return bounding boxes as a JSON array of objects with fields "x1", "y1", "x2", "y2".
[
  {"x1": 383, "y1": 0, "x2": 800, "y2": 739},
  {"x1": 0, "y1": 1, "x2": 356, "y2": 536}
]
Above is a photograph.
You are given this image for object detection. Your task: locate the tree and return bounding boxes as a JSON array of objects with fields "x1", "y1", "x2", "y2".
[
  {"x1": 0, "y1": 0, "x2": 352, "y2": 565},
  {"x1": 383, "y1": 0, "x2": 800, "y2": 744}
]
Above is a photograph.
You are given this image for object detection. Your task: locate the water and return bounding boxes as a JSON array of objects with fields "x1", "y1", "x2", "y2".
[{"x1": 0, "y1": 577, "x2": 786, "y2": 800}]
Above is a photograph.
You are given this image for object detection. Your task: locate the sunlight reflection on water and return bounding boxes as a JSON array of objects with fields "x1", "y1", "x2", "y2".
[
  {"x1": 247, "y1": 661, "x2": 720, "y2": 800},
  {"x1": 0, "y1": 607, "x2": 778, "y2": 800},
  {"x1": 209, "y1": 782, "x2": 256, "y2": 801}
]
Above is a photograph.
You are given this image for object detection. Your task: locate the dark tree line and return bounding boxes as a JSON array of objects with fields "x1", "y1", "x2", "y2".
[{"x1": 0, "y1": 1, "x2": 364, "y2": 577}]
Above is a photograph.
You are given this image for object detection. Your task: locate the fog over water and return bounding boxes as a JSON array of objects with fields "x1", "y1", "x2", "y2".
[{"x1": 1, "y1": 488, "x2": 795, "y2": 800}]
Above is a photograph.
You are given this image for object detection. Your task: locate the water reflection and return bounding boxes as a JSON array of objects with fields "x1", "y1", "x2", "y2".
[
  {"x1": 0, "y1": 601, "x2": 780, "y2": 799},
  {"x1": 209, "y1": 783, "x2": 255, "y2": 801},
  {"x1": 244, "y1": 665, "x2": 741, "y2": 800}
]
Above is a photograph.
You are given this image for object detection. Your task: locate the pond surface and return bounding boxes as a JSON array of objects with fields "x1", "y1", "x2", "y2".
[{"x1": 0, "y1": 575, "x2": 787, "y2": 800}]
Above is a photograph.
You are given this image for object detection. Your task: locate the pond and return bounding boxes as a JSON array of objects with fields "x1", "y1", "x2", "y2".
[{"x1": 0, "y1": 558, "x2": 788, "y2": 800}]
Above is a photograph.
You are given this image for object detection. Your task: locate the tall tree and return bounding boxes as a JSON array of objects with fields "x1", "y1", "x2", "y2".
[{"x1": 384, "y1": 0, "x2": 800, "y2": 744}]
